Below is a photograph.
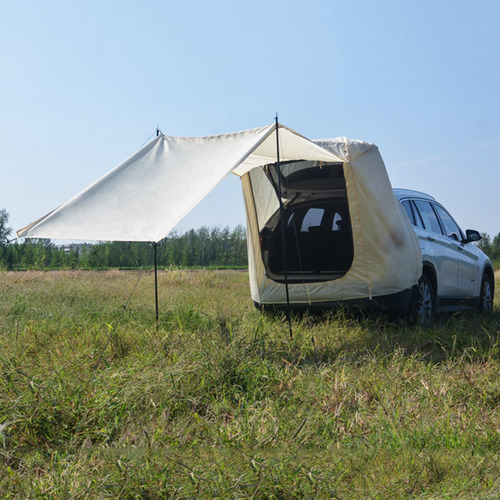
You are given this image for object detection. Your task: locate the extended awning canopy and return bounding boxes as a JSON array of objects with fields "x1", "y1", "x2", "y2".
[
  {"x1": 18, "y1": 121, "x2": 422, "y2": 305},
  {"x1": 18, "y1": 123, "x2": 341, "y2": 242}
]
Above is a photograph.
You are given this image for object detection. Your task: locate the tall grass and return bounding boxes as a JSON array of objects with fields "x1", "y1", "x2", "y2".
[{"x1": 0, "y1": 269, "x2": 498, "y2": 498}]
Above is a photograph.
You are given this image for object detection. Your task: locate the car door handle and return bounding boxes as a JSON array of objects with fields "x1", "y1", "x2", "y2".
[{"x1": 427, "y1": 236, "x2": 435, "y2": 242}]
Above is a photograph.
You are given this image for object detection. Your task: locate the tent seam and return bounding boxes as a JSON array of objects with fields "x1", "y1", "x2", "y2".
[{"x1": 348, "y1": 163, "x2": 373, "y2": 299}]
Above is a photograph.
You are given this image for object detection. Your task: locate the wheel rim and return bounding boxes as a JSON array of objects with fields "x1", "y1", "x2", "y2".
[
  {"x1": 418, "y1": 280, "x2": 433, "y2": 326},
  {"x1": 482, "y1": 280, "x2": 493, "y2": 311}
]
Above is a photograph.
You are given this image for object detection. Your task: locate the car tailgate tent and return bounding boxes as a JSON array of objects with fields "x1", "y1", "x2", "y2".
[{"x1": 18, "y1": 122, "x2": 421, "y2": 304}]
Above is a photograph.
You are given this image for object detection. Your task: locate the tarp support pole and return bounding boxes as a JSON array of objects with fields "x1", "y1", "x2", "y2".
[
  {"x1": 153, "y1": 242, "x2": 159, "y2": 329},
  {"x1": 153, "y1": 129, "x2": 161, "y2": 330},
  {"x1": 275, "y1": 116, "x2": 293, "y2": 339}
]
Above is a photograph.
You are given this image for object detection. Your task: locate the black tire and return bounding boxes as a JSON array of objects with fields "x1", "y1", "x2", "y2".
[
  {"x1": 477, "y1": 273, "x2": 494, "y2": 312},
  {"x1": 411, "y1": 274, "x2": 435, "y2": 327}
]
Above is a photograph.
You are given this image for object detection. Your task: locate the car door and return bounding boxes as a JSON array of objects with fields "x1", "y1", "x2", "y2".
[
  {"x1": 432, "y1": 203, "x2": 480, "y2": 297},
  {"x1": 400, "y1": 198, "x2": 434, "y2": 267},
  {"x1": 412, "y1": 200, "x2": 459, "y2": 297}
]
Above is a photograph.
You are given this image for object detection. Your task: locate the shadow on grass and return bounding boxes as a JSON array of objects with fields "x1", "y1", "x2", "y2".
[{"x1": 256, "y1": 305, "x2": 500, "y2": 366}]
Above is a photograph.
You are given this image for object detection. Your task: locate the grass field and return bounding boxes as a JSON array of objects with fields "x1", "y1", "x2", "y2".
[{"x1": 0, "y1": 269, "x2": 498, "y2": 498}]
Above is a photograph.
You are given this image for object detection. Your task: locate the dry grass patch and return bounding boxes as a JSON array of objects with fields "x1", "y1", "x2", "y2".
[{"x1": 0, "y1": 269, "x2": 498, "y2": 498}]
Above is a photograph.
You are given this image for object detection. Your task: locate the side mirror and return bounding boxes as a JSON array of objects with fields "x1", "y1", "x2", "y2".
[{"x1": 463, "y1": 229, "x2": 482, "y2": 243}]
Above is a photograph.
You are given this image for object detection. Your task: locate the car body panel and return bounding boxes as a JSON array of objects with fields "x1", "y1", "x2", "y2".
[{"x1": 394, "y1": 188, "x2": 493, "y2": 312}]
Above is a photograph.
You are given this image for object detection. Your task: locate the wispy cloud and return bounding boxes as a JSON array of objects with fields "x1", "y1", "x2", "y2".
[
  {"x1": 393, "y1": 139, "x2": 500, "y2": 169},
  {"x1": 393, "y1": 151, "x2": 460, "y2": 169},
  {"x1": 478, "y1": 139, "x2": 500, "y2": 149}
]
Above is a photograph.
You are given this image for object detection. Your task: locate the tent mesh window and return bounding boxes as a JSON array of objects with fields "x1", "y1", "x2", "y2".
[{"x1": 258, "y1": 161, "x2": 354, "y2": 283}]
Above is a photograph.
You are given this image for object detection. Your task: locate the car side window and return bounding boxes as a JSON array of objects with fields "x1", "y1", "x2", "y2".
[
  {"x1": 332, "y1": 212, "x2": 343, "y2": 231},
  {"x1": 433, "y1": 204, "x2": 463, "y2": 241},
  {"x1": 410, "y1": 200, "x2": 425, "y2": 228},
  {"x1": 300, "y1": 208, "x2": 324, "y2": 232},
  {"x1": 413, "y1": 200, "x2": 443, "y2": 235},
  {"x1": 401, "y1": 200, "x2": 415, "y2": 225}
]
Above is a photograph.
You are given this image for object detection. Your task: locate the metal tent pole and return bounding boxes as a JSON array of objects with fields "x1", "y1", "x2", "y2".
[
  {"x1": 275, "y1": 116, "x2": 293, "y2": 339},
  {"x1": 153, "y1": 242, "x2": 159, "y2": 329},
  {"x1": 154, "y1": 127, "x2": 161, "y2": 331}
]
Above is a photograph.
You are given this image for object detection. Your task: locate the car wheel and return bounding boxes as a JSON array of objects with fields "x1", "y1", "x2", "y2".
[
  {"x1": 411, "y1": 274, "x2": 435, "y2": 327},
  {"x1": 478, "y1": 273, "x2": 494, "y2": 312}
]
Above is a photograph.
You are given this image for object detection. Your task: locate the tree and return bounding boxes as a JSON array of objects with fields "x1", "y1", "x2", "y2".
[
  {"x1": 476, "y1": 233, "x2": 492, "y2": 256},
  {"x1": 0, "y1": 209, "x2": 12, "y2": 245},
  {"x1": 0, "y1": 209, "x2": 13, "y2": 268},
  {"x1": 476, "y1": 232, "x2": 500, "y2": 262},
  {"x1": 491, "y1": 233, "x2": 500, "y2": 261}
]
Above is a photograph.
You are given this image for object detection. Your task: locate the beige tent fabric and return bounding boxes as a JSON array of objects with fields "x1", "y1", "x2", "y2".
[
  {"x1": 18, "y1": 123, "x2": 339, "y2": 242},
  {"x1": 18, "y1": 123, "x2": 422, "y2": 303},
  {"x1": 242, "y1": 137, "x2": 422, "y2": 304}
]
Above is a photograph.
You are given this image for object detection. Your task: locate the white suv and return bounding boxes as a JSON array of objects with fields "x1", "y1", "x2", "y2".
[{"x1": 394, "y1": 189, "x2": 495, "y2": 325}]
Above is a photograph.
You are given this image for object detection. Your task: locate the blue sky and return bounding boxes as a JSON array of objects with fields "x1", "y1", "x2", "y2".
[{"x1": 1, "y1": 0, "x2": 499, "y2": 239}]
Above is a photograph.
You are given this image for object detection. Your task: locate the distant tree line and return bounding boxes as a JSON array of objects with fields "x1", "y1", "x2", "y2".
[
  {"x1": 0, "y1": 209, "x2": 247, "y2": 270},
  {"x1": 1, "y1": 208, "x2": 500, "y2": 270},
  {"x1": 476, "y1": 233, "x2": 500, "y2": 263}
]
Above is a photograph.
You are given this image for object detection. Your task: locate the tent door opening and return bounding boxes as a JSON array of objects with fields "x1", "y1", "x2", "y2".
[{"x1": 258, "y1": 160, "x2": 354, "y2": 284}]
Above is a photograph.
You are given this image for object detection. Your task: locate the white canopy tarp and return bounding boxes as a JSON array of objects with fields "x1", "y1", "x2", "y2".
[
  {"x1": 18, "y1": 122, "x2": 422, "y2": 304},
  {"x1": 18, "y1": 123, "x2": 340, "y2": 242}
]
